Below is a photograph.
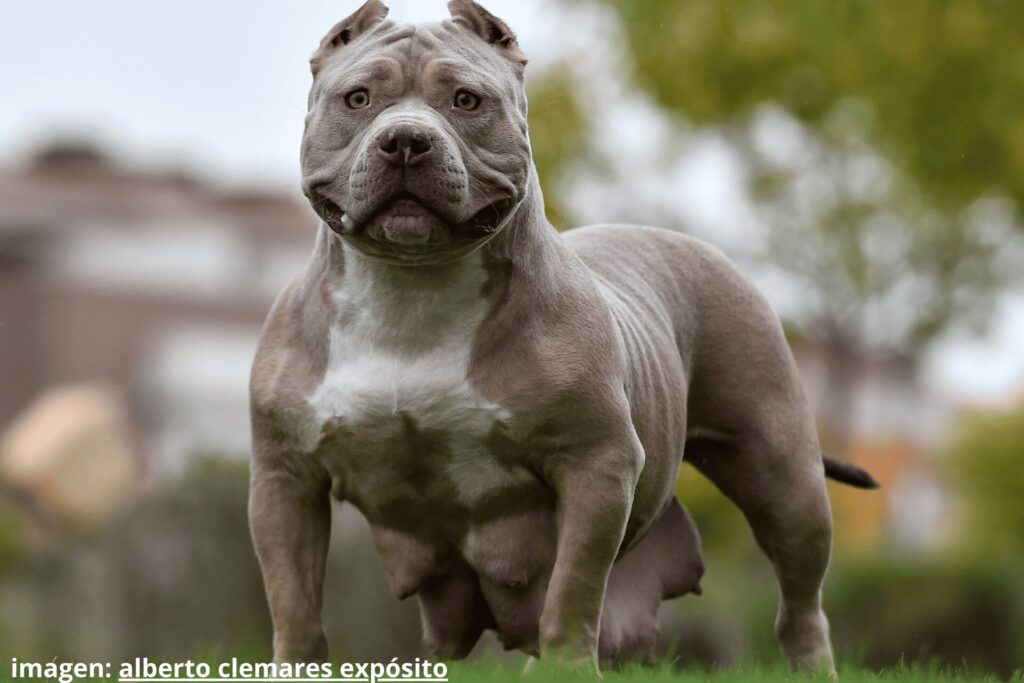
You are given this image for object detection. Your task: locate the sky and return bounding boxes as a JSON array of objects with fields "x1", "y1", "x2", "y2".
[{"x1": 2, "y1": 0, "x2": 1022, "y2": 406}]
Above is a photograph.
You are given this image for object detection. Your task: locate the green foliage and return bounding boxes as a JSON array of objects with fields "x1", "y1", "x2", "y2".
[
  {"x1": 826, "y1": 558, "x2": 1024, "y2": 678},
  {"x1": 547, "y1": 0, "x2": 1024, "y2": 351},
  {"x1": 676, "y1": 465, "x2": 754, "y2": 560},
  {"x1": 0, "y1": 494, "x2": 26, "y2": 572},
  {"x1": 526, "y1": 64, "x2": 591, "y2": 230},
  {"x1": 0, "y1": 455, "x2": 273, "y2": 662},
  {"x1": 944, "y1": 404, "x2": 1024, "y2": 557},
  {"x1": 601, "y1": 0, "x2": 1024, "y2": 211}
]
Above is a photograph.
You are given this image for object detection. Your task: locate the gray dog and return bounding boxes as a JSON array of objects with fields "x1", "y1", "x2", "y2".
[{"x1": 249, "y1": 0, "x2": 877, "y2": 675}]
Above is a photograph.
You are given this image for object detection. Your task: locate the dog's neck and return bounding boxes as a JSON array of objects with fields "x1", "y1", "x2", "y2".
[{"x1": 486, "y1": 169, "x2": 561, "y2": 272}]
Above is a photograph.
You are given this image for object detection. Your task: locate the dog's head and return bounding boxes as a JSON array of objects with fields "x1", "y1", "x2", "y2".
[{"x1": 301, "y1": 0, "x2": 532, "y2": 266}]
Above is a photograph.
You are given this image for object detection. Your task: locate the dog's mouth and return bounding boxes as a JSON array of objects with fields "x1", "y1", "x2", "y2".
[
  {"x1": 319, "y1": 197, "x2": 353, "y2": 235},
  {"x1": 316, "y1": 192, "x2": 515, "y2": 241},
  {"x1": 461, "y1": 197, "x2": 515, "y2": 237}
]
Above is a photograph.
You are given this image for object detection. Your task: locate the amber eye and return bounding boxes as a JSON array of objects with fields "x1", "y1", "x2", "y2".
[
  {"x1": 345, "y1": 88, "x2": 370, "y2": 109},
  {"x1": 454, "y1": 90, "x2": 480, "y2": 111}
]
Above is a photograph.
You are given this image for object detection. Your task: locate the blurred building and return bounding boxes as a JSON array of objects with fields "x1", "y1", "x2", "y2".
[{"x1": 0, "y1": 143, "x2": 316, "y2": 479}]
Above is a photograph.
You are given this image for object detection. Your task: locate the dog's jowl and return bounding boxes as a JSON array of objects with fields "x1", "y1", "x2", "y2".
[{"x1": 249, "y1": 0, "x2": 877, "y2": 674}]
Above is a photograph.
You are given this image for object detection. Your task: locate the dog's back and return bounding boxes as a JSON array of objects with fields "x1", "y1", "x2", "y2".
[{"x1": 568, "y1": 223, "x2": 810, "y2": 431}]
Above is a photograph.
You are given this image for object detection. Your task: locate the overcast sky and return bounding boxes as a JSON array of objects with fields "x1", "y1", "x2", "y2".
[{"x1": 2, "y1": 0, "x2": 1022, "y2": 406}]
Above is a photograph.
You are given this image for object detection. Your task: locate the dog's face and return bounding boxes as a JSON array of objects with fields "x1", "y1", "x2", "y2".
[{"x1": 301, "y1": 0, "x2": 531, "y2": 266}]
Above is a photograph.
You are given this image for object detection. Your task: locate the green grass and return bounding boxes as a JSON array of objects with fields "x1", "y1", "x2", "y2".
[
  {"x1": 445, "y1": 662, "x2": 1022, "y2": 683},
  {"x1": 1, "y1": 662, "x2": 1018, "y2": 683}
]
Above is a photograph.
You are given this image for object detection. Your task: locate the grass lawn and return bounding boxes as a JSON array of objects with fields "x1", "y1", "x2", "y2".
[
  {"x1": 444, "y1": 662, "x2": 1021, "y2": 683},
  {"x1": 1, "y1": 662, "x2": 1018, "y2": 683}
]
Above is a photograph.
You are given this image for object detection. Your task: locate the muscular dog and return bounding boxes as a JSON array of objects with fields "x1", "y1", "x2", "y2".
[{"x1": 248, "y1": 0, "x2": 877, "y2": 674}]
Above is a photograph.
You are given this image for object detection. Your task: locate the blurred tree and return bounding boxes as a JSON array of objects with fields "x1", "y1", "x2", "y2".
[
  {"x1": 0, "y1": 494, "x2": 26, "y2": 572},
  {"x1": 602, "y1": 0, "x2": 1024, "y2": 209},
  {"x1": 944, "y1": 404, "x2": 1024, "y2": 558},
  {"x1": 526, "y1": 64, "x2": 591, "y2": 229},
  {"x1": 528, "y1": 0, "x2": 1024, "y2": 449}
]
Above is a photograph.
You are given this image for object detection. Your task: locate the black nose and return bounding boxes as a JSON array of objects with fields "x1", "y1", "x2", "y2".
[{"x1": 377, "y1": 124, "x2": 433, "y2": 166}]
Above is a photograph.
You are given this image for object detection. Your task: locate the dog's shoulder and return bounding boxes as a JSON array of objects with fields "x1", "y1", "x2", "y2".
[
  {"x1": 250, "y1": 266, "x2": 333, "y2": 451},
  {"x1": 565, "y1": 223, "x2": 730, "y2": 273},
  {"x1": 565, "y1": 223, "x2": 764, "y2": 309}
]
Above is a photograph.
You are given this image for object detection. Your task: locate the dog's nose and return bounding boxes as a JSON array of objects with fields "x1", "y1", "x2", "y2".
[{"x1": 377, "y1": 124, "x2": 433, "y2": 167}]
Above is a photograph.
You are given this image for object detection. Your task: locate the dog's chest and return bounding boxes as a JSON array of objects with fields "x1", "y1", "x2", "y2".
[
  {"x1": 305, "y1": 258, "x2": 534, "y2": 516},
  {"x1": 310, "y1": 327, "x2": 498, "y2": 437}
]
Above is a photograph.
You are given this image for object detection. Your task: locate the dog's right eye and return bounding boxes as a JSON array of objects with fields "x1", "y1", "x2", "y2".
[
  {"x1": 344, "y1": 88, "x2": 370, "y2": 109},
  {"x1": 454, "y1": 90, "x2": 481, "y2": 111}
]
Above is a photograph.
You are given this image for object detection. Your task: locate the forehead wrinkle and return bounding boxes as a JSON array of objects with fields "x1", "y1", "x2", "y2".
[
  {"x1": 435, "y1": 21, "x2": 522, "y2": 89},
  {"x1": 412, "y1": 22, "x2": 448, "y2": 51},
  {"x1": 319, "y1": 22, "x2": 412, "y2": 81},
  {"x1": 324, "y1": 53, "x2": 403, "y2": 91},
  {"x1": 411, "y1": 27, "x2": 508, "y2": 95},
  {"x1": 421, "y1": 56, "x2": 504, "y2": 95},
  {"x1": 434, "y1": 21, "x2": 506, "y2": 65},
  {"x1": 424, "y1": 22, "x2": 491, "y2": 67},
  {"x1": 375, "y1": 21, "x2": 415, "y2": 46},
  {"x1": 338, "y1": 21, "x2": 413, "y2": 63}
]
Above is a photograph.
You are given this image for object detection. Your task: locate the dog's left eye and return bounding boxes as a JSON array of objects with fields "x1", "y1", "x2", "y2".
[
  {"x1": 345, "y1": 88, "x2": 370, "y2": 109},
  {"x1": 454, "y1": 90, "x2": 480, "y2": 111}
]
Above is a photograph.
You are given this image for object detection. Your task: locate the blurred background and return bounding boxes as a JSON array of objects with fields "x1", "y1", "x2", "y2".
[{"x1": 1, "y1": 0, "x2": 1022, "y2": 676}]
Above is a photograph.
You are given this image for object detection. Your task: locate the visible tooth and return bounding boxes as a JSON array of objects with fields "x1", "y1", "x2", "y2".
[{"x1": 340, "y1": 213, "x2": 357, "y2": 234}]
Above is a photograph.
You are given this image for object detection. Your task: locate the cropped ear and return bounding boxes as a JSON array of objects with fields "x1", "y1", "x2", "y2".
[
  {"x1": 311, "y1": 0, "x2": 390, "y2": 73},
  {"x1": 448, "y1": 0, "x2": 527, "y2": 65}
]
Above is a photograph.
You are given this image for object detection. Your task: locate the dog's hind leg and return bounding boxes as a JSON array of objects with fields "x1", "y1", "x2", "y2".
[{"x1": 685, "y1": 433, "x2": 836, "y2": 676}]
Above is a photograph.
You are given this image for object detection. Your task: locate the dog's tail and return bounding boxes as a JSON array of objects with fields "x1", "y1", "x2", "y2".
[{"x1": 823, "y1": 455, "x2": 880, "y2": 489}]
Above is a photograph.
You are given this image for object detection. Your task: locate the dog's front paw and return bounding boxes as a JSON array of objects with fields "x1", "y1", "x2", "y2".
[
  {"x1": 272, "y1": 627, "x2": 328, "y2": 663},
  {"x1": 537, "y1": 623, "x2": 601, "y2": 677}
]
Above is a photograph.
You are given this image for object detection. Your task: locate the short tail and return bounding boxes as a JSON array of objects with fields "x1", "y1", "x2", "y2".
[{"x1": 822, "y1": 455, "x2": 880, "y2": 489}]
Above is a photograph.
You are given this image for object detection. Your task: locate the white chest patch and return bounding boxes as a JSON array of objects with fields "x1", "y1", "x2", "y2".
[
  {"x1": 306, "y1": 249, "x2": 526, "y2": 506},
  {"x1": 308, "y1": 324, "x2": 496, "y2": 431}
]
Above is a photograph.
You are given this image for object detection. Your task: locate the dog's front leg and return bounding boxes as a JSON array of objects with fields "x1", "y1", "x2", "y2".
[
  {"x1": 538, "y1": 435, "x2": 643, "y2": 673},
  {"x1": 249, "y1": 456, "x2": 332, "y2": 663}
]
